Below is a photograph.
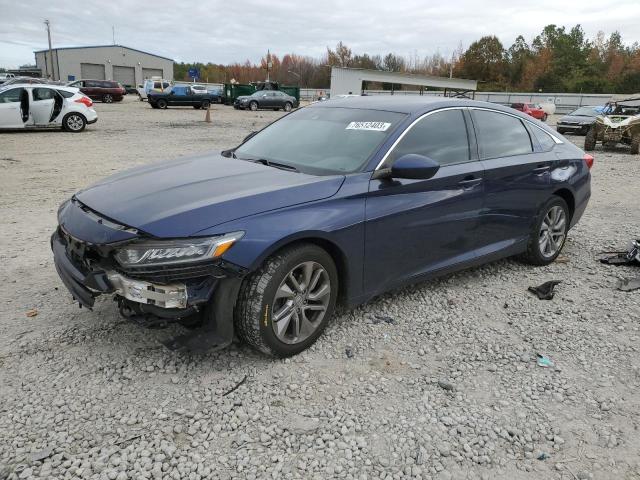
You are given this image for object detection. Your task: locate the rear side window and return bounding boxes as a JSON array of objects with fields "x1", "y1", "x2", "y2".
[
  {"x1": 529, "y1": 125, "x2": 557, "y2": 151},
  {"x1": 58, "y1": 90, "x2": 75, "y2": 98},
  {"x1": 388, "y1": 109, "x2": 470, "y2": 166},
  {"x1": 472, "y1": 110, "x2": 533, "y2": 159},
  {"x1": 33, "y1": 88, "x2": 56, "y2": 101}
]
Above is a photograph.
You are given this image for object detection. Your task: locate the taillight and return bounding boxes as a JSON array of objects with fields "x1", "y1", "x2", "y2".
[
  {"x1": 583, "y1": 153, "x2": 594, "y2": 170},
  {"x1": 75, "y1": 96, "x2": 93, "y2": 107}
]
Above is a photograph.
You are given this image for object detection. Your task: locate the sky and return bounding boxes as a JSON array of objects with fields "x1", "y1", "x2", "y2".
[{"x1": 1, "y1": 0, "x2": 639, "y2": 69}]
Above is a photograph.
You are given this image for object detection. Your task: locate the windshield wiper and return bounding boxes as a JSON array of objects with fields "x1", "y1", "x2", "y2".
[{"x1": 245, "y1": 158, "x2": 300, "y2": 172}]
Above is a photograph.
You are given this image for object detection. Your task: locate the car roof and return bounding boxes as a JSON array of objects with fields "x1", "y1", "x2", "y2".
[
  {"x1": 0, "y1": 83, "x2": 79, "y2": 93},
  {"x1": 309, "y1": 95, "x2": 523, "y2": 115}
]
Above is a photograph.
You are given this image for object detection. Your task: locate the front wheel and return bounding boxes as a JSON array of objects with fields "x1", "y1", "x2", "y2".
[
  {"x1": 584, "y1": 127, "x2": 596, "y2": 151},
  {"x1": 62, "y1": 113, "x2": 86, "y2": 132},
  {"x1": 157, "y1": 99, "x2": 168, "y2": 109},
  {"x1": 201, "y1": 100, "x2": 210, "y2": 109},
  {"x1": 283, "y1": 102, "x2": 293, "y2": 112},
  {"x1": 631, "y1": 133, "x2": 640, "y2": 154},
  {"x1": 520, "y1": 196, "x2": 569, "y2": 266},
  {"x1": 249, "y1": 101, "x2": 258, "y2": 111},
  {"x1": 102, "y1": 94, "x2": 113, "y2": 103},
  {"x1": 542, "y1": 113, "x2": 548, "y2": 121},
  {"x1": 235, "y1": 244, "x2": 338, "y2": 357}
]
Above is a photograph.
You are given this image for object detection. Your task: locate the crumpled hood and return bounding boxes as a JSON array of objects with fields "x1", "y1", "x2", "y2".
[{"x1": 75, "y1": 153, "x2": 344, "y2": 238}]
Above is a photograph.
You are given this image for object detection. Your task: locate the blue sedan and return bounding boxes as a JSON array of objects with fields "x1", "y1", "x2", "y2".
[{"x1": 52, "y1": 97, "x2": 592, "y2": 356}]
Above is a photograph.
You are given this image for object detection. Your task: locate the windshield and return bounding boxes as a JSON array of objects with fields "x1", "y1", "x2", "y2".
[
  {"x1": 569, "y1": 106, "x2": 598, "y2": 117},
  {"x1": 234, "y1": 107, "x2": 407, "y2": 175}
]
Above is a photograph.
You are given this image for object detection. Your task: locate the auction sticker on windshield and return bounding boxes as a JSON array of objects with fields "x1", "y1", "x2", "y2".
[{"x1": 346, "y1": 121, "x2": 392, "y2": 131}]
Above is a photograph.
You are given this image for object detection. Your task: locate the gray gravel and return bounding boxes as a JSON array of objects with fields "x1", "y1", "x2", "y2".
[{"x1": 1, "y1": 99, "x2": 639, "y2": 479}]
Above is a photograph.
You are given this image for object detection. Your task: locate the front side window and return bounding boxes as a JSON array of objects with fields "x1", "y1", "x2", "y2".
[
  {"x1": 472, "y1": 110, "x2": 533, "y2": 159},
  {"x1": 386, "y1": 109, "x2": 470, "y2": 167},
  {"x1": 0, "y1": 88, "x2": 23, "y2": 103},
  {"x1": 234, "y1": 107, "x2": 406, "y2": 175},
  {"x1": 33, "y1": 88, "x2": 56, "y2": 101}
]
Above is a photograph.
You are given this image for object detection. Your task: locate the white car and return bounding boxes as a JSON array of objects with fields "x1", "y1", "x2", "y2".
[
  {"x1": 190, "y1": 84, "x2": 208, "y2": 94},
  {"x1": 0, "y1": 84, "x2": 97, "y2": 132}
]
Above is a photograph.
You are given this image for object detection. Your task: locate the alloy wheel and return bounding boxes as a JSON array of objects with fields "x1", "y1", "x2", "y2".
[
  {"x1": 538, "y1": 206, "x2": 566, "y2": 258},
  {"x1": 103, "y1": 94, "x2": 113, "y2": 103},
  {"x1": 271, "y1": 261, "x2": 331, "y2": 345},
  {"x1": 66, "y1": 114, "x2": 84, "y2": 131}
]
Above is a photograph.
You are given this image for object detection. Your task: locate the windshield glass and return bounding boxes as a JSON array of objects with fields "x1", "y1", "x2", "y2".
[
  {"x1": 569, "y1": 106, "x2": 598, "y2": 117},
  {"x1": 234, "y1": 107, "x2": 407, "y2": 175}
]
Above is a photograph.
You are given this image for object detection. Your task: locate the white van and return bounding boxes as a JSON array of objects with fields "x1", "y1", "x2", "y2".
[{"x1": 136, "y1": 78, "x2": 171, "y2": 101}]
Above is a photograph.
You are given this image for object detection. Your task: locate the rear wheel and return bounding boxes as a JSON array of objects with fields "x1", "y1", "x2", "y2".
[
  {"x1": 102, "y1": 94, "x2": 113, "y2": 103},
  {"x1": 193, "y1": 105, "x2": 201, "y2": 110},
  {"x1": 201, "y1": 100, "x2": 210, "y2": 109},
  {"x1": 235, "y1": 244, "x2": 338, "y2": 357},
  {"x1": 157, "y1": 99, "x2": 168, "y2": 109},
  {"x1": 520, "y1": 196, "x2": 569, "y2": 266},
  {"x1": 542, "y1": 113, "x2": 548, "y2": 121},
  {"x1": 584, "y1": 127, "x2": 596, "y2": 151},
  {"x1": 62, "y1": 113, "x2": 86, "y2": 132},
  {"x1": 249, "y1": 101, "x2": 258, "y2": 111},
  {"x1": 631, "y1": 133, "x2": 640, "y2": 154}
]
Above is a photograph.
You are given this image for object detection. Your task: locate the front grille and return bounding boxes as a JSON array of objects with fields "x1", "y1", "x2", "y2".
[{"x1": 118, "y1": 261, "x2": 227, "y2": 284}]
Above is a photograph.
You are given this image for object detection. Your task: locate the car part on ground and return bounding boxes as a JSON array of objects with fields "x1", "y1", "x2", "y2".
[
  {"x1": 528, "y1": 280, "x2": 561, "y2": 300},
  {"x1": 51, "y1": 97, "x2": 590, "y2": 356},
  {"x1": 584, "y1": 97, "x2": 640, "y2": 154}
]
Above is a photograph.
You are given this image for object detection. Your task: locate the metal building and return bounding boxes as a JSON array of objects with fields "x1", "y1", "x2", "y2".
[
  {"x1": 330, "y1": 67, "x2": 477, "y2": 97},
  {"x1": 34, "y1": 45, "x2": 174, "y2": 85}
]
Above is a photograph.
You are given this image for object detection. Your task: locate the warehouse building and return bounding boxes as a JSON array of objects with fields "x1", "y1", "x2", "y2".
[
  {"x1": 330, "y1": 67, "x2": 477, "y2": 97},
  {"x1": 34, "y1": 45, "x2": 173, "y2": 85}
]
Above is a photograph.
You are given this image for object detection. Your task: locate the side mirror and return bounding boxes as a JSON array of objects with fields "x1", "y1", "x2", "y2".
[{"x1": 390, "y1": 154, "x2": 440, "y2": 180}]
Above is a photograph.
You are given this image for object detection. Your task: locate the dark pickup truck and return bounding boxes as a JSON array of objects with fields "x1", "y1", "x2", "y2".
[{"x1": 148, "y1": 85, "x2": 217, "y2": 109}]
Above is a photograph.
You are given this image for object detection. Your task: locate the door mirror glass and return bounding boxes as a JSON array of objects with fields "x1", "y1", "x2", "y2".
[{"x1": 391, "y1": 154, "x2": 440, "y2": 180}]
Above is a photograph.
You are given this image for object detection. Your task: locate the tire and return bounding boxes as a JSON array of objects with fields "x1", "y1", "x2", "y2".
[
  {"x1": 102, "y1": 94, "x2": 113, "y2": 103},
  {"x1": 138, "y1": 95, "x2": 143, "y2": 102},
  {"x1": 235, "y1": 244, "x2": 338, "y2": 357},
  {"x1": 584, "y1": 127, "x2": 596, "y2": 151},
  {"x1": 520, "y1": 196, "x2": 570, "y2": 266},
  {"x1": 631, "y1": 134, "x2": 640, "y2": 155},
  {"x1": 557, "y1": 128, "x2": 565, "y2": 135},
  {"x1": 542, "y1": 113, "x2": 547, "y2": 121},
  {"x1": 201, "y1": 100, "x2": 210, "y2": 109},
  {"x1": 193, "y1": 105, "x2": 201, "y2": 110},
  {"x1": 157, "y1": 99, "x2": 168, "y2": 109},
  {"x1": 62, "y1": 113, "x2": 86, "y2": 132},
  {"x1": 249, "y1": 101, "x2": 258, "y2": 111},
  {"x1": 283, "y1": 102, "x2": 293, "y2": 112}
]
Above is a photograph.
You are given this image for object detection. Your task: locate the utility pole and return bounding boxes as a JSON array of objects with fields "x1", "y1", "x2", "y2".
[
  {"x1": 449, "y1": 52, "x2": 454, "y2": 79},
  {"x1": 44, "y1": 19, "x2": 54, "y2": 80},
  {"x1": 112, "y1": 26, "x2": 115, "y2": 45}
]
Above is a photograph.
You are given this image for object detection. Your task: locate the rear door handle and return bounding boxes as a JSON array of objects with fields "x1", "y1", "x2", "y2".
[{"x1": 533, "y1": 165, "x2": 550, "y2": 174}]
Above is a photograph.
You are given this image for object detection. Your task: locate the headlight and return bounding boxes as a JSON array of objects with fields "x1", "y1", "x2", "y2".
[{"x1": 114, "y1": 231, "x2": 244, "y2": 267}]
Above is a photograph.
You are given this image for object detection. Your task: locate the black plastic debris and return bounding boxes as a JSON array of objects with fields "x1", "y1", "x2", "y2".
[
  {"x1": 600, "y1": 240, "x2": 640, "y2": 292},
  {"x1": 537, "y1": 452, "x2": 550, "y2": 461},
  {"x1": 600, "y1": 239, "x2": 640, "y2": 266},
  {"x1": 528, "y1": 280, "x2": 561, "y2": 300},
  {"x1": 372, "y1": 314, "x2": 396, "y2": 325}
]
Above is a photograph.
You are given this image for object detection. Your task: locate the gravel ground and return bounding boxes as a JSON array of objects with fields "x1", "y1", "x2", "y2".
[{"x1": 1, "y1": 98, "x2": 639, "y2": 480}]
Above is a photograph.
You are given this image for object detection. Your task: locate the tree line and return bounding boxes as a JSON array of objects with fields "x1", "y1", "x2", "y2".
[{"x1": 174, "y1": 24, "x2": 640, "y2": 94}]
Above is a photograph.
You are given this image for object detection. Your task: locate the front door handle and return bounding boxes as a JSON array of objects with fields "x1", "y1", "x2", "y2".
[{"x1": 458, "y1": 176, "x2": 482, "y2": 188}]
